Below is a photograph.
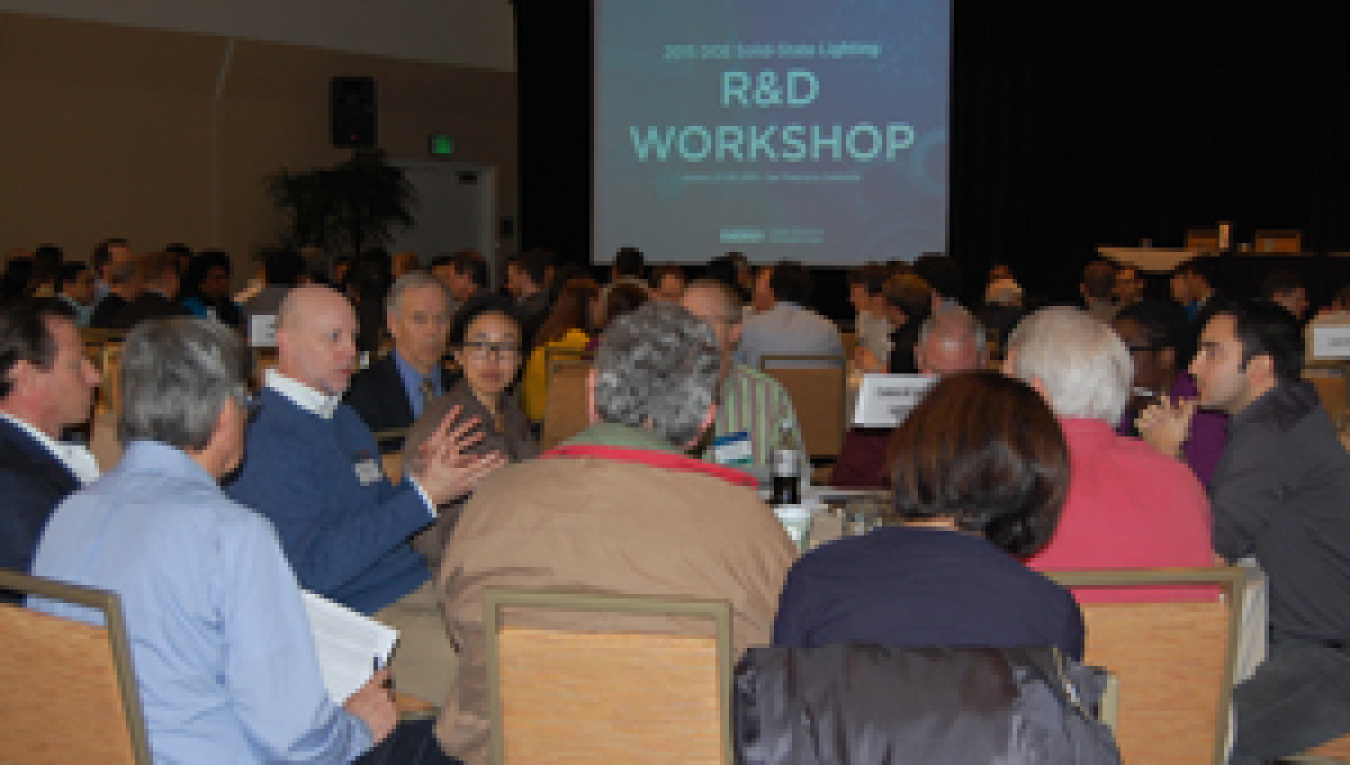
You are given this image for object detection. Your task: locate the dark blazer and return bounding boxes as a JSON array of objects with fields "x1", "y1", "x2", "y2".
[
  {"x1": 0, "y1": 418, "x2": 80, "y2": 594},
  {"x1": 88, "y1": 293, "x2": 128, "y2": 329},
  {"x1": 343, "y1": 353, "x2": 461, "y2": 440},
  {"x1": 111, "y1": 291, "x2": 191, "y2": 330}
]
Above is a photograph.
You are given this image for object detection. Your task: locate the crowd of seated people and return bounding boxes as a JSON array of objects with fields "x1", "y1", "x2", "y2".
[{"x1": 10, "y1": 239, "x2": 1350, "y2": 762}]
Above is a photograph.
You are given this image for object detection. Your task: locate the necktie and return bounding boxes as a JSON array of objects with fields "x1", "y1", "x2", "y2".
[{"x1": 420, "y1": 378, "x2": 436, "y2": 406}]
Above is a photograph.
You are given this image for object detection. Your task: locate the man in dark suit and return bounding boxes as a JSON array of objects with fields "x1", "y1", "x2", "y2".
[
  {"x1": 345, "y1": 273, "x2": 459, "y2": 443},
  {"x1": 112, "y1": 250, "x2": 190, "y2": 329},
  {"x1": 0, "y1": 298, "x2": 101, "y2": 590}
]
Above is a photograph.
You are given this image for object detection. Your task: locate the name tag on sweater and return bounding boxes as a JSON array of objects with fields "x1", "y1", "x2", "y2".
[{"x1": 354, "y1": 459, "x2": 383, "y2": 486}]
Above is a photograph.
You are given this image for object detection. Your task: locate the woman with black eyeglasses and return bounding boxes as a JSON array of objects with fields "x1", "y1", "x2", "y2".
[{"x1": 403, "y1": 294, "x2": 537, "y2": 564}]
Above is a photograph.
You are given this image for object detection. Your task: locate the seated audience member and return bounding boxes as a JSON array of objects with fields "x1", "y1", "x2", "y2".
[
  {"x1": 434, "y1": 302, "x2": 797, "y2": 764},
  {"x1": 1170, "y1": 256, "x2": 1222, "y2": 340},
  {"x1": 521, "y1": 279, "x2": 597, "y2": 422},
  {"x1": 30, "y1": 318, "x2": 459, "y2": 764},
  {"x1": 1136, "y1": 300, "x2": 1350, "y2": 763},
  {"x1": 1003, "y1": 306, "x2": 1215, "y2": 601},
  {"x1": 429, "y1": 249, "x2": 488, "y2": 313},
  {"x1": 649, "y1": 264, "x2": 686, "y2": 303},
  {"x1": 56, "y1": 262, "x2": 96, "y2": 327},
  {"x1": 29, "y1": 245, "x2": 63, "y2": 298},
  {"x1": 830, "y1": 305, "x2": 987, "y2": 488},
  {"x1": 1260, "y1": 269, "x2": 1309, "y2": 321},
  {"x1": 180, "y1": 249, "x2": 243, "y2": 328},
  {"x1": 242, "y1": 248, "x2": 306, "y2": 331},
  {"x1": 404, "y1": 295, "x2": 537, "y2": 564},
  {"x1": 848, "y1": 264, "x2": 893, "y2": 371},
  {"x1": 342, "y1": 249, "x2": 393, "y2": 359},
  {"x1": 111, "y1": 250, "x2": 190, "y2": 329},
  {"x1": 1113, "y1": 263, "x2": 1147, "y2": 309},
  {"x1": 0, "y1": 299, "x2": 100, "y2": 589},
  {"x1": 682, "y1": 279, "x2": 804, "y2": 468},
  {"x1": 0, "y1": 254, "x2": 35, "y2": 305},
  {"x1": 1080, "y1": 259, "x2": 1119, "y2": 324},
  {"x1": 978, "y1": 273, "x2": 1025, "y2": 352},
  {"x1": 601, "y1": 246, "x2": 648, "y2": 303},
  {"x1": 89, "y1": 237, "x2": 133, "y2": 307},
  {"x1": 774, "y1": 371, "x2": 1084, "y2": 660},
  {"x1": 226, "y1": 285, "x2": 506, "y2": 701},
  {"x1": 911, "y1": 253, "x2": 964, "y2": 308},
  {"x1": 703, "y1": 253, "x2": 751, "y2": 304},
  {"x1": 87, "y1": 257, "x2": 141, "y2": 329},
  {"x1": 881, "y1": 273, "x2": 934, "y2": 374},
  {"x1": 737, "y1": 260, "x2": 843, "y2": 369},
  {"x1": 1113, "y1": 301, "x2": 1227, "y2": 485},
  {"x1": 587, "y1": 281, "x2": 648, "y2": 351},
  {"x1": 345, "y1": 274, "x2": 459, "y2": 438},
  {"x1": 505, "y1": 248, "x2": 555, "y2": 345}
]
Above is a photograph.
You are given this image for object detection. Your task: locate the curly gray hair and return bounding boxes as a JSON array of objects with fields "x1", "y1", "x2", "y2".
[{"x1": 593, "y1": 302, "x2": 720, "y2": 446}]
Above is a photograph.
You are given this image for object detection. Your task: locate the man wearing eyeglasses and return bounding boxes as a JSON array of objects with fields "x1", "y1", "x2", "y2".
[{"x1": 345, "y1": 273, "x2": 461, "y2": 443}]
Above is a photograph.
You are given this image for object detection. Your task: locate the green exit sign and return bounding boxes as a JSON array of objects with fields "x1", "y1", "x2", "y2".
[{"x1": 429, "y1": 134, "x2": 456, "y2": 156}]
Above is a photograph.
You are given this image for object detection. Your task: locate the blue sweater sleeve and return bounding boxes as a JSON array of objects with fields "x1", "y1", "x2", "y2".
[{"x1": 226, "y1": 398, "x2": 431, "y2": 612}]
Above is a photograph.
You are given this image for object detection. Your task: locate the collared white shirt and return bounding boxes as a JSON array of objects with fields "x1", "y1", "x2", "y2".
[
  {"x1": 264, "y1": 369, "x2": 341, "y2": 419},
  {"x1": 0, "y1": 412, "x2": 100, "y2": 486},
  {"x1": 263, "y1": 369, "x2": 435, "y2": 514}
]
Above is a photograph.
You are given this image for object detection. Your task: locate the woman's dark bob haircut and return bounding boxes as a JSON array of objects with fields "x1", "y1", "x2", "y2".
[
  {"x1": 889, "y1": 370, "x2": 1070, "y2": 557},
  {"x1": 448, "y1": 293, "x2": 523, "y2": 347}
]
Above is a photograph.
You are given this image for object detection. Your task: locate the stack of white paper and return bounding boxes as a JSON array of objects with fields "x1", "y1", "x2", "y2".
[{"x1": 301, "y1": 590, "x2": 400, "y2": 703}]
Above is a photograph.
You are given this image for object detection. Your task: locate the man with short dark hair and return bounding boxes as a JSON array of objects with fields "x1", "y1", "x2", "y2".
[
  {"x1": 1080, "y1": 260, "x2": 1118, "y2": 323},
  {"x1": 1139, "y1": 300, "x2": 1350, "y2": 762},
  {"x1": 736, "y1": 260, "x2": 843, "y2": 369},
  {"x1": 505, "y1": 248, "x2": 554, "y2": 344},
  {"x1": 0, "y1": 298, "x2": 100, "y2": 587},
  {"x1": 433, "y1": 302, "x2": 796, "y2": 764},
  {"x1": 89, "y1": 237, "x2": 132, "y2": 306},
  {"x1": 1113, "y1": 264, "x2": 1147, "y2": 309},
  {"x1": 56, "y1": 262, "x2": 96, "y2": 327},
  {"x1": 1260, "y1": 270, "x2": 1309, "y2": 321},
  {"x1": 87, "y1": 256, "x2": 142, "y2": 329},
  {"x1": 429, "y1": 249, "x2": 487, "y2": 311}
]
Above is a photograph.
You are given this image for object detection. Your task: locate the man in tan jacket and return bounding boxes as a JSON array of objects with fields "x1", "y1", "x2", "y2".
[{"x1": 433, "y1": 302, "x2": 798, "y2": 763}]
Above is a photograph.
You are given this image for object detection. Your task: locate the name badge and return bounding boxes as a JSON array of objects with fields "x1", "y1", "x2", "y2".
[
  {"x1": 713, "y1": 431, "x2": 753, "y2": 465},
  {"x1": 354, "y1": 459, "x2": 383, "y2": 486}
]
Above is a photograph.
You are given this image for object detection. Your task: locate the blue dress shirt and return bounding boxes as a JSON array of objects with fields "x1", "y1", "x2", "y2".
[
  {"x1": 31, "y1": 440, "x2": 373, "y2": 764},
  {"x1": 393, "y1": 351, "x2": 442, "y2": 420}
]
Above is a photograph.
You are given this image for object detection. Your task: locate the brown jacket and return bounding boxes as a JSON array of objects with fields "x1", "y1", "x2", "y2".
[{"x1": 432, "y1": 424, "x2": 797, "y2": 763}]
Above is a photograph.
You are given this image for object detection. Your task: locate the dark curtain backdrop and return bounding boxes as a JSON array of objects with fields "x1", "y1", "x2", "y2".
[{"x1": 515, "y1": 2, "x2": 1350, "y2": 308}]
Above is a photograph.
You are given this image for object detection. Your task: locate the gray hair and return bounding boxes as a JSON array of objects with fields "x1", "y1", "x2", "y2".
[
  {"x1": 918, "y1": 304, "x2": 986, "y2": 353},
  {"x1": 386, "y1": 272, "x2": 450, "y2": 317},
  {"x1": 1005, "y1": 305, "x2": 1131, "y2": 423},
  {"x1": 119, "y1": 318, "x2": 250, "y2": 450},
  {"x1": 594, "y1": 302, "x2": 720, "y2": 446}
]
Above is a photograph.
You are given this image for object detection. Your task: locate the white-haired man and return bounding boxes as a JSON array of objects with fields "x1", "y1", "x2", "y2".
[
  {"x1": 1003, "y1": 305, "x2": 1214, "y2": 600},
  {"x1": 432, "y1": 303, "x2": 797, "y2": 764}
]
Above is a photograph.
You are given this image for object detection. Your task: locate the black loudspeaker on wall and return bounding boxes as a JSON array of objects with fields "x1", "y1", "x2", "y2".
[{"x1": 331, "y1": 76, "x2": 377, "y2": 149}]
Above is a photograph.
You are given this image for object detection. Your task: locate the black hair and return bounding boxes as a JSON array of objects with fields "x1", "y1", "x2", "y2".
[
  {"x1": 1215, "y1": 299, "x2": 1304, "y2": 383},
  {"x1": 449, "y1": 293, "x2": 523, "y2": 347},
  {"x1": 614, "y1": 246, "x2": 645, "y2": 277},
  {"x1": 768, "y1": 260, "x2": 813, "y2": 305},
  {"x1": 0, "y1": 297, "x2": 79, "y2": 399}
]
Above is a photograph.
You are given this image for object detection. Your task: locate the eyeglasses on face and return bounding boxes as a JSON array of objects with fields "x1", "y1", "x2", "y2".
[{"x1": 461, "y1": 341, "x2": 521, "y2": 360}]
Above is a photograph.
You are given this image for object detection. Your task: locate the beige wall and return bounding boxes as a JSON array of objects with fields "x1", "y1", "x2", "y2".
[{"x1": 0, "y1": 11, "x2": 517, "y2": 277}]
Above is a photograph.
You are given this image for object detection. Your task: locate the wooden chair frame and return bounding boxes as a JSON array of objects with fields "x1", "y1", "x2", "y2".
[
  {"x1": 540, "y1": 357, "x2": 593, "y2": 451},
  {"x1": 1049, "y1": 567, "x2": 1246, "y2": 765},
  {"x1": 0, "y1": 568, "x2": 152, "y2": 764},
  {"x1": 758, "y1": 354, "x2": 848, "y2": 462},
  {"x1": 483, "y1": 588, "x2": 734, "y2": 765}
]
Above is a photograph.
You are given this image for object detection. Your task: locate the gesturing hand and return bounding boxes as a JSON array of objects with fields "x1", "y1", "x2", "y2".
[
  {"x1": 1135, "y1": 395, "x2": 1197, "y2": 460},
  {"x1": 410, "y1": 405, "x2": 509, "y2": 506}
]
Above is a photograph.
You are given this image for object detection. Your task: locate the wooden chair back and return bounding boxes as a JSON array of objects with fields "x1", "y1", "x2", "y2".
[
  {"x1": 1305, "y1": 372, "x2": 1347, "y2": 421},
  {"x1": 1253, "y1": 229, "x2": 1303, "y2": 253},
  {"x1": 1050, "y1": 567, "x2": 1245, "y2": 765},
  {"x1": 759, "y1": 355, "x2": 847, "y2": 461},
  {"x1": 0, "y1": 568, "x2": 151, "y2": 764},
  {"x1": 484, "y1": 588, "x2": 733, "y2": 765},
  {"x1": 1185, "y1": 228, "x2": 1221, "y2": 252},
  {"x1": 540, "y1": 359, "x2": 593, "y2": 451},
  {"x1": 839, "y1": 331, "x2": 858, "y2": 362}
]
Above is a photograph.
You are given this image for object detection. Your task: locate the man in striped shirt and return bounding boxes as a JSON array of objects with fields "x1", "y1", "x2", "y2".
[{"x1": 683, "y1": 279, "x2": 804, "y2": 468}]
